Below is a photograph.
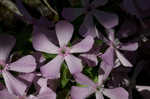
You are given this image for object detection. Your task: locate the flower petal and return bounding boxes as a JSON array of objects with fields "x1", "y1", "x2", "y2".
[
  {"x1": 0, "y1": 34, "x2": 16, "y2": 63},
  {"x1": 62, "y1": 8, "x2": 84, "y2": 21},
  {"x1": 37, "y1": 78, "x2": 48, "y2": 89},
  {"x1": 37, "y1": 78, "x2": 51, "y2": 94},
  {"x1": 98, "y1": 47, "x2": 114, "y2": 84},
  {"x1": 73, "y1": 73, "x2": 96, "y2": 87},
  {"x1": 136, "y1": 85, "x2": 150, "y2": 92},
  {"x1": 87, "y1": 26, "x2": 99, "y2": 38},
  {"x1": 65, "y1": 55, "x2": 83, "y2": 74},
  {"x1": 18, "y1": 73, "x2": 35, "y2": 86},
  {"x1": 70, "y1": 36, "x2": 94, "y2": 53},
  {"x1": 99, "y1": 61, "x2": 113, "y2": 85},
  {"x1": 37, "y1": 78, "x2": 56, "y2": 99},
  {"x1": 40, "y1": 55, "x2": 64, "y2": 79},
  {"x1": 96, "y1": 91, "x2": 104, "y2": 99},
  {"x1": 136, "y1": 0, "x2": 150, "y2": 10},
  {"x1": 32, "y1": 31, "x2": 59, "y2": 54},
  {"x1": 0, "y1": 89, "x2": 17, "y2": 99},
  {"x1": 56, "y1": 21, "x2": 74, "y2": 47},
  {"x1": 119, "y1": 42, "x2": 138, "y2": 51},
  {"x1": 37, "y1": 89, "x2": 56, "y2": 99},
  {"x1": 122, "y1": 0, "x2": 140, "y2": 17},
  {"x1": 34, "y1": 16, "x2": 54, "y2": 29},
  {"x1": 93, "y1": 10, "x2": 118, "y2": 29},
  {"x1": 2, "y1": 70, "x2": 27, "y2": 96},
  {"x1": 32, "y1": 52, "x2": 46, "y2": 68},
  {"x1": 33, "y1": 18, "x2": 58, "y2": 45},
  {"x1": 71, "y1": 86, "x2": 94, "y2": 99},
  {"x1": 79, "y1": 14, "x2": 97, "y2": 37},
  {"x1": 15, "y1": 0, "x2": 33, "y2": 22},
  {"x1": 103, "y1": 87, "x2": 129, "y2": 99},
  {"x1": 101, "y1": 47, "x2": 114, "y2": 67},
  {"x1": 115, "y1": 50, "x2": 132, "y2": 67},
  {"x1": 136, "y1": 85, "x2": 150, "y2": 99},
  {"x1": 92, "y1": 0, "x2": 108, "y2": 7},
  {"x1": 117, "y1": 19, "x2": 137, "y2": 38},
  {"x1": 107, "y1": 29, "x2": 115, "y2": 42},
  {"x1": 80, "y1": 54, "x2": 98, "y2": 66},
  {"x1": 8, "y1": 55, "x2": 36, "y2": 73}
]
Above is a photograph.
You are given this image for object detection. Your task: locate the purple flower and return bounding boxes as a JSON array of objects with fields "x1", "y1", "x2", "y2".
[
  {"x1": 71, "y1": 54, "x2": 128, "y2": 99},
  {"x1": 15, "y1": 0, "x2": 53, "y2": 26},
  {"x1": 71, "y1": 73, "x2": 129, "y2": 99},
  {"x1": 103, "y1": 29, "x2": 138, "y2": 67},
  {"x1": 18, "y1": 73, "x2": 36, "y2": 86},
  {"x1": 117, "y1": 19, "x2": 138, "y2": 39},
  {"x1": 14, "y1": 0, "x2": 33, "y2": 23},
  {"x1": 122, "y1": 0, "x2": 150, "y2": 19},
  {"x1": 99, "y1": 47, "x2": 114, "y2": 81},
  {"x1": 80, "y1": 54, "x2": 98, "y2": 67},
  {"x1": 79, "y1": 44, "x2": 101, "y2": 67},
  {"x1": 121, "y1": 0, "x2": 150, "y2": 28},
  {"x1": 31, "y1": 78, "x2": 56, "y2": 99},
  {"x1": 0, "y1": 78, "x2": 56, "y2": 99},
  {"x1": 0, "y1": 34, "x2": 36, "y2": 96},
  {"x1": 0, "y1": 89, "x2": 18, "y2": 99},
  {"x1": 136, "y1": 85, "x2": 150, "y2": 99},
  {"x1": 15, "y1": 0, "x2": 57, "y2": 44},
  {"x1": 32, "y1": 20, "x2": 94, "y2": 79},
  {"x1": 136, "y1": 85, "x2": 150, "y2": 92},
  {"x1": 62, "y1": 0, "x2": 118, "y2": 37}
]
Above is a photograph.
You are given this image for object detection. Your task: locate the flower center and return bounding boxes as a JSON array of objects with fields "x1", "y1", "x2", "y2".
[
  {"x1": 0, "y1": 63, "x2": 9, "y2": 71},
  {"x1": 61, "y1": 49, "x2": 66, "y2": 54},
  {"x1": 114, "y1": 39, "x2": 121, "y2": 48},
  {"x1": 96, "y1": 86, "x2": 101, "y2": 91},
  {"x1": 59, "y1": 46, "x2": 70, "y2": 57},
  {"x1": 85, "y1": 4, "x2": 95, "y2": 14},
  {"x1": 110, "y1": 39, "x2": 121, "y2": 49},
  {"x1": 95, "y1": 84, "x2": 104, "y2": 91}
]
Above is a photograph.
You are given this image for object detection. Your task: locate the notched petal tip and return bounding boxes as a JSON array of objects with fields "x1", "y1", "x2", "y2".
[{"x1": 56, "y1": 20, "x2": 74, "y2": 47}]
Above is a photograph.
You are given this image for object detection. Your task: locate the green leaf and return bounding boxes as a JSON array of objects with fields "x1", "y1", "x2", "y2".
[
  {"x1": 60, "y1": 63, "x2": 70, "y2": 88},
  {"x1": 76, "y1": 83, "x2": 88, "y2": 87},
  {"x1": 42, "y1": 53, "x2": 57, "y2": 59},
  {"x1": 83, "y1": 67, "x2": 93, "y2": 78},
  {"x1": 95, "y1": 39, "x2": 103, "y2": 45}
]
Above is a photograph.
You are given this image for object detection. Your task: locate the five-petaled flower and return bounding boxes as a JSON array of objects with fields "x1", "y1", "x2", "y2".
[
  {"x1": 71, "y1": 73, "x2": 128, "y2": 99},
  {"x1": 32, "y1": 20, "x2": 94, "y2": 79},
  {"x1": 0, "y1": 78, "x2": 56, "y2": 99},
  {"x1": 0, "y1": 34, "x2": 36, "y2": 96},
  {"x1": 62, "y1": 0, "x2": 118, "y2": 37},
  {"x1": 102, "y1": 29, "x2": 138, "y2": 67}
]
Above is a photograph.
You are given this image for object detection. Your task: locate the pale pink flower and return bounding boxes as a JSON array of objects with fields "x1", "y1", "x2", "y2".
[
  {"x1": 0, "y1": 34, "x2": 36, "y2": 96},
  {"x1": 32, "y1": 20, "x2": 94, "y2": 79}
]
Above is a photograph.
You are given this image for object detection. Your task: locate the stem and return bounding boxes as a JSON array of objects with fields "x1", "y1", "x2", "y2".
[
  {"x1": 0, "y1": 0, "x2": 22, "y2": 16},
  {"x1": 42, "y1": 0, "x2": 58, "y2": 15},
  {"x1": 129, "y1": 60, "x2": 148, "y2": 99}
]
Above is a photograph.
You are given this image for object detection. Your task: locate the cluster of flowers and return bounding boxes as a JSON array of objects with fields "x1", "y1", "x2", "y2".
[{"x1": 1, "y1": 0, "x2": 150, "y2": 99}]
